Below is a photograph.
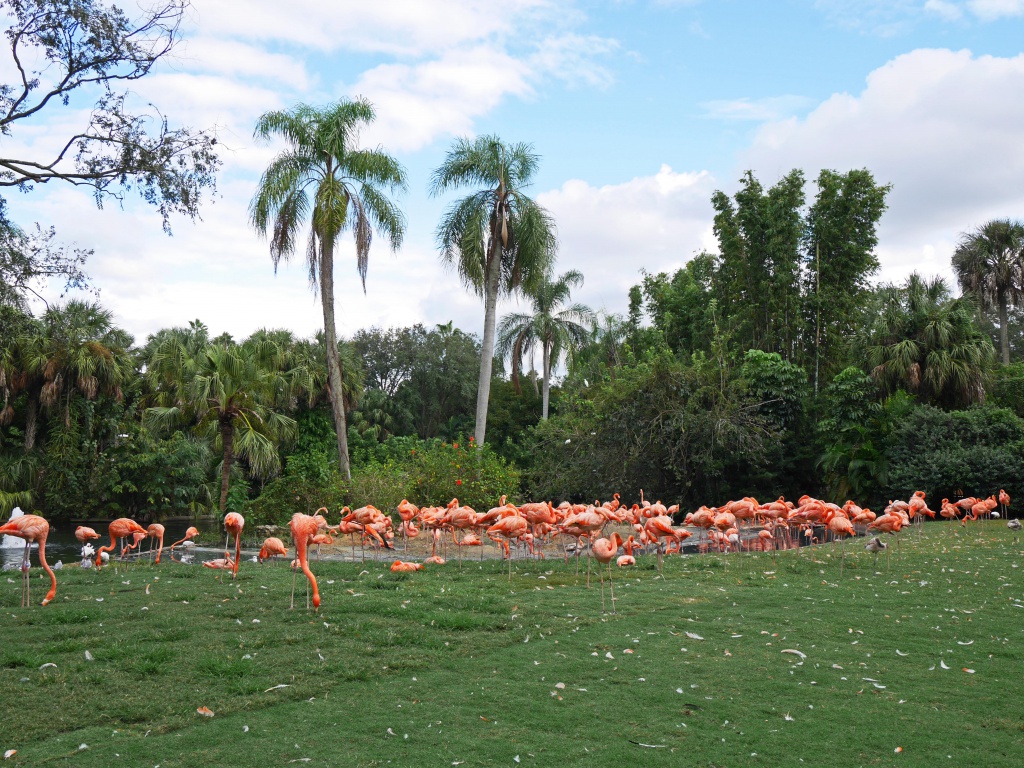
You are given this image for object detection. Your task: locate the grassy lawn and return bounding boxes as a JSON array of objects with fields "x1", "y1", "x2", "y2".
[{"x1": 2, "y1": 522, "x2": 1022, "y2": 767}]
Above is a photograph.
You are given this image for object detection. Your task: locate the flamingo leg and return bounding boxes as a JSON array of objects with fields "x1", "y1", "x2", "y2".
[
  {"x1": 599, "y1": 562, "x2": 605, "y2": 613},
  {"x1": 290, "y1": 562, "x2": 297, "y2": 610},
  {"x1": 22, "y1": 541, "x2": 30, "y2": 608},
  {"x1": 609, "y1": 562, "x2": 616, "y2": 614}
]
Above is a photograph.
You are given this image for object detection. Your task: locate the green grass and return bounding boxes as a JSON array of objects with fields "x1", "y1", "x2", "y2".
[{"x1": 2, "y1": 523, "x2": 1023, "y2": 767}]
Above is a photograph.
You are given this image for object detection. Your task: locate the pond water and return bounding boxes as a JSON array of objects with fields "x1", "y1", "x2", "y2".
[{"x1": 1, "y1": 512, "x2": 237, "y2": 571}]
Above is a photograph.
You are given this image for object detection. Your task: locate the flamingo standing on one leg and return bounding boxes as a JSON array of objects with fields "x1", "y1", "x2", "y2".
[
  {"x1": 289, "y1": 513, "x2": 320, "y2": 610},
  {"x1": 999, "y1": 489, "x2": 1011, "y2": 519},
  {"x1": 592, "y1": 533, "x2": 623, "y2": 614},
  {"x1": 0, "y1": 514, "x2": 57, "y2": 606},
  {"x1": 223, "y1": 512, "x2": 245, "y2": 578},
  {"x1": 146, "y1": 523, "x2": 165, "y2": 564}
]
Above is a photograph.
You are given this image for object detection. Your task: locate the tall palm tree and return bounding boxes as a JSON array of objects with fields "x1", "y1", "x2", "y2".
[
  {"x1": 952, "y1": 219, "x2": 1024, "y2": 365},
  {"x1": 496, "y1": 269, "x2": 594, "y2": 420},
  {"x1": 859, "y1": 273, "x2": 994, "y2": 408},
  {"x1": 145, "y1": 339, "x2": 297, "y2": 514},
  {"x1": 249, "y1": 99, "x2": 406, "y2": 479},
  {"x1": 430, "y1": 135, "x2": 557, "y2": 445}
]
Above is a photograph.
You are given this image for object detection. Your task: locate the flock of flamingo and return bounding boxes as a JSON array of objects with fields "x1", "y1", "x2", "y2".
[{"x1": 1, "y1": 487, "x2": 1019, "y2": 613}]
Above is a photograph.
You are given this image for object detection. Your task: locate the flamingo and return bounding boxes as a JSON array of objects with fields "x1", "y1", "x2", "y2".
[
  {"x1": 169, "y1": 526, "x2": 199, "y2": 551},
  {"x1": 0, "y1": 513, "x2": 57, "y2": 606},
  {"x1": 592, "y1": 533, "x2": 623, "y2": 613},
  {"x1": 616, "y1": 554, "x2": 636, "y2": 567},
  {"x1": 311, "y1": 532, "x2": 333, "y2": 561},
  {"x1": 75, "y1": 526, "x2": 100, "y2": 544},
  {"x1": 223, "y1": 512, "x2": 245, "y2": 578},
  {"x1": 999, "y1": 489, "x2": 1011, "y2": 518},
  {"x1": 397, "y1": 499, "x2": 419, "y2": 549},
  {"x1": 390, "y1": 560, "x2": 423, "y2": 572},
  {"x1": 258, "y1": 537, "x2": 287, "y2": 564},
  {"x1": 96, "y1": 518, "x2": 147, "y2": 568},
  {"x1": 827, "y1": 515, "x2": 855, "y2": 575},
  {"x1": 289, "y1": 513, "x2": 320, "y2": 610},
  {"x1": 423, "y1": 555, "x2": 446, "y2": 565},
  {"x1": 487, "y1": 516, "x2": 529, "y2": 579},
  {"x1": 203, "y1": 557, "x2": 236, "y2": 573},
  {"x1": 146, "y1": 523, "x2": 165, "y2": 564}
]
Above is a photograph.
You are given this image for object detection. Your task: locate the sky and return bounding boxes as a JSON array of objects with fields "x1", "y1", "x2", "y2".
[{"x1": 5, "y1": 0, "x2": 1024, "y2": 346}]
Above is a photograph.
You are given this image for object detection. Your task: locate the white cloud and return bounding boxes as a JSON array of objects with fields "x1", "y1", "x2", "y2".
[
  {"x1": 537, "y1": 165, "x2": 718, "y2": 317},
  {"x1": 701, "y1": 95, "x2": 812, "y2": 122},
  {"x1": 741, "y1": 48, "x2": 1024, "y2": 285},
  {"x1": 188, "y1": 0, "x2": 553, "y2": 56},
  {"x1": 967, "y1": 0, "x2": 1024, "y2": 19},
  {"x1": 529, "y1": 35, "x2": 621, "y2": 88},
  {"x1": 352, "y1": 47, "x2": 534, "y2": 152},
  {"x1": 924, "y1": 0, "x2": 964, "y2": 21}
]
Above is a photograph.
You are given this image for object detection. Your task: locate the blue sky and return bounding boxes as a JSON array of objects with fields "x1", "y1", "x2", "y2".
[{"x1": 6, "y1": 0, "x2": 1024, "y2": 346}]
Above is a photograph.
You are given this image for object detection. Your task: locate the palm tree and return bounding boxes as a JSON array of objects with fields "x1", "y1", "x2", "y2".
[
  {"x1": 146, "y1": 339, "x2": 297, "y2": 514},
  {"x1": 249, "y1": 99, "x2": 406, "y2": 479},
  {"x1": 430, "y1": 135, "x2": 557, "y2": 445},
  {"x1": 15, "y1": 300, "x2": 133, "y2": 450},
  {"x1": 496, "y1": 269, "x2": 594, "y2": 420},
  {"x1": 859, "y1": 273, "x2": 994, "y2": 408},
  {"x1": 952, "y1": 219, "x2": 1024, "y2": 365}
]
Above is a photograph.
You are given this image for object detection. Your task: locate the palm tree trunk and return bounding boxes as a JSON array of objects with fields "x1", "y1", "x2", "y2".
[
  {"x1": 999, "y1": 292, "x2": 1011, "y2": 365},
  {"x1": 320, "y1": 239, "x2": 352, "y2": 479},
  {"x1": 541, "y1": 342, "x2": 551, "y2": 420},
  {"x1": 24, "y1": 393, "x2": 38, "y2": 451},
  {"x1": 474, "y1": 241, "x2": 502, "y2": 446},
  {"x1": 219, "y1": 422, "x2": 233, "y2": 514}
]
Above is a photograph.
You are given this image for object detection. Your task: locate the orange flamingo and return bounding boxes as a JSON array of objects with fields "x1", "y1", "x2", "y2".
[
  {"x1": 146, "y1": 523, "x2": 165, "y2": 564},
  {"x1": 423, "y1": 555, "x2": 446, "y2": 565},
  {"x1": 390, "y1": 560, "x2": 423, "y2": 572},
  {"x1": 592, "y1": 532, "x2": 623, "y2": 613},
  {"x1": 169, "y1": 526, "x2": 199, "y2": 551},
  {"x1": 827, "y1": 515, "x2": 856, "y2": 575},
  {"x1": 616, "y1": 554, "x2": 635, "y2": 567},
  {"x1": 223, "y1": 512, "x2": 245, "y2": 578},
  {"x1": 96, "y1": 518, "x2": 147, "y2": 567},
  {"x1": 0, "y1": 514, "x2": 56, "y2": 606},
  {"x1": 289, "y1": 513, "x2": 320, "y2": 610},
  {"x1": 999, "y1": 489, "x2": 1011, "y2": 518},
  {"x1": 75, "y1": 526, "x2": 100, "y2": 544},
  {"x1": 311, "y1": 532, "x2": 334, "y2": 560},
  {"x1": 203, "y1": 557, "x2": 235, "y2": 571},
  {"x1": 487, "y1": 516, "x2": 529, "y2": 579},
  {"x1": 258, "y1": 537, "x2": 287, "y2": 563}
]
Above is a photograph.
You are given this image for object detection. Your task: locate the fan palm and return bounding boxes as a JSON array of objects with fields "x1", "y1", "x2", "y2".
[
  {"x1": 496, "y1": 269, "x2": 593, "y2": 420},
  {"x1": 431, "y1": 135, "x2": 556, "y2": 444},
  {"x1": 860, "y1": 273, "x2": 994, "y2": 408},
  {"x1": 146, "y1": 339, "x2": 298, "y2": 515},
  {"x1": 952, "y1": 218, "x2": 1024, "y2": 365},
  {"x1": 249, "y1": 99, "x2": 406, "y2": 479}
]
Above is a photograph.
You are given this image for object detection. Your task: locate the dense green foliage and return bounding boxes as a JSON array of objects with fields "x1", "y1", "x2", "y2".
[{"x1": 2, "y1": 162, "x2": 1023, "y2": 521}]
